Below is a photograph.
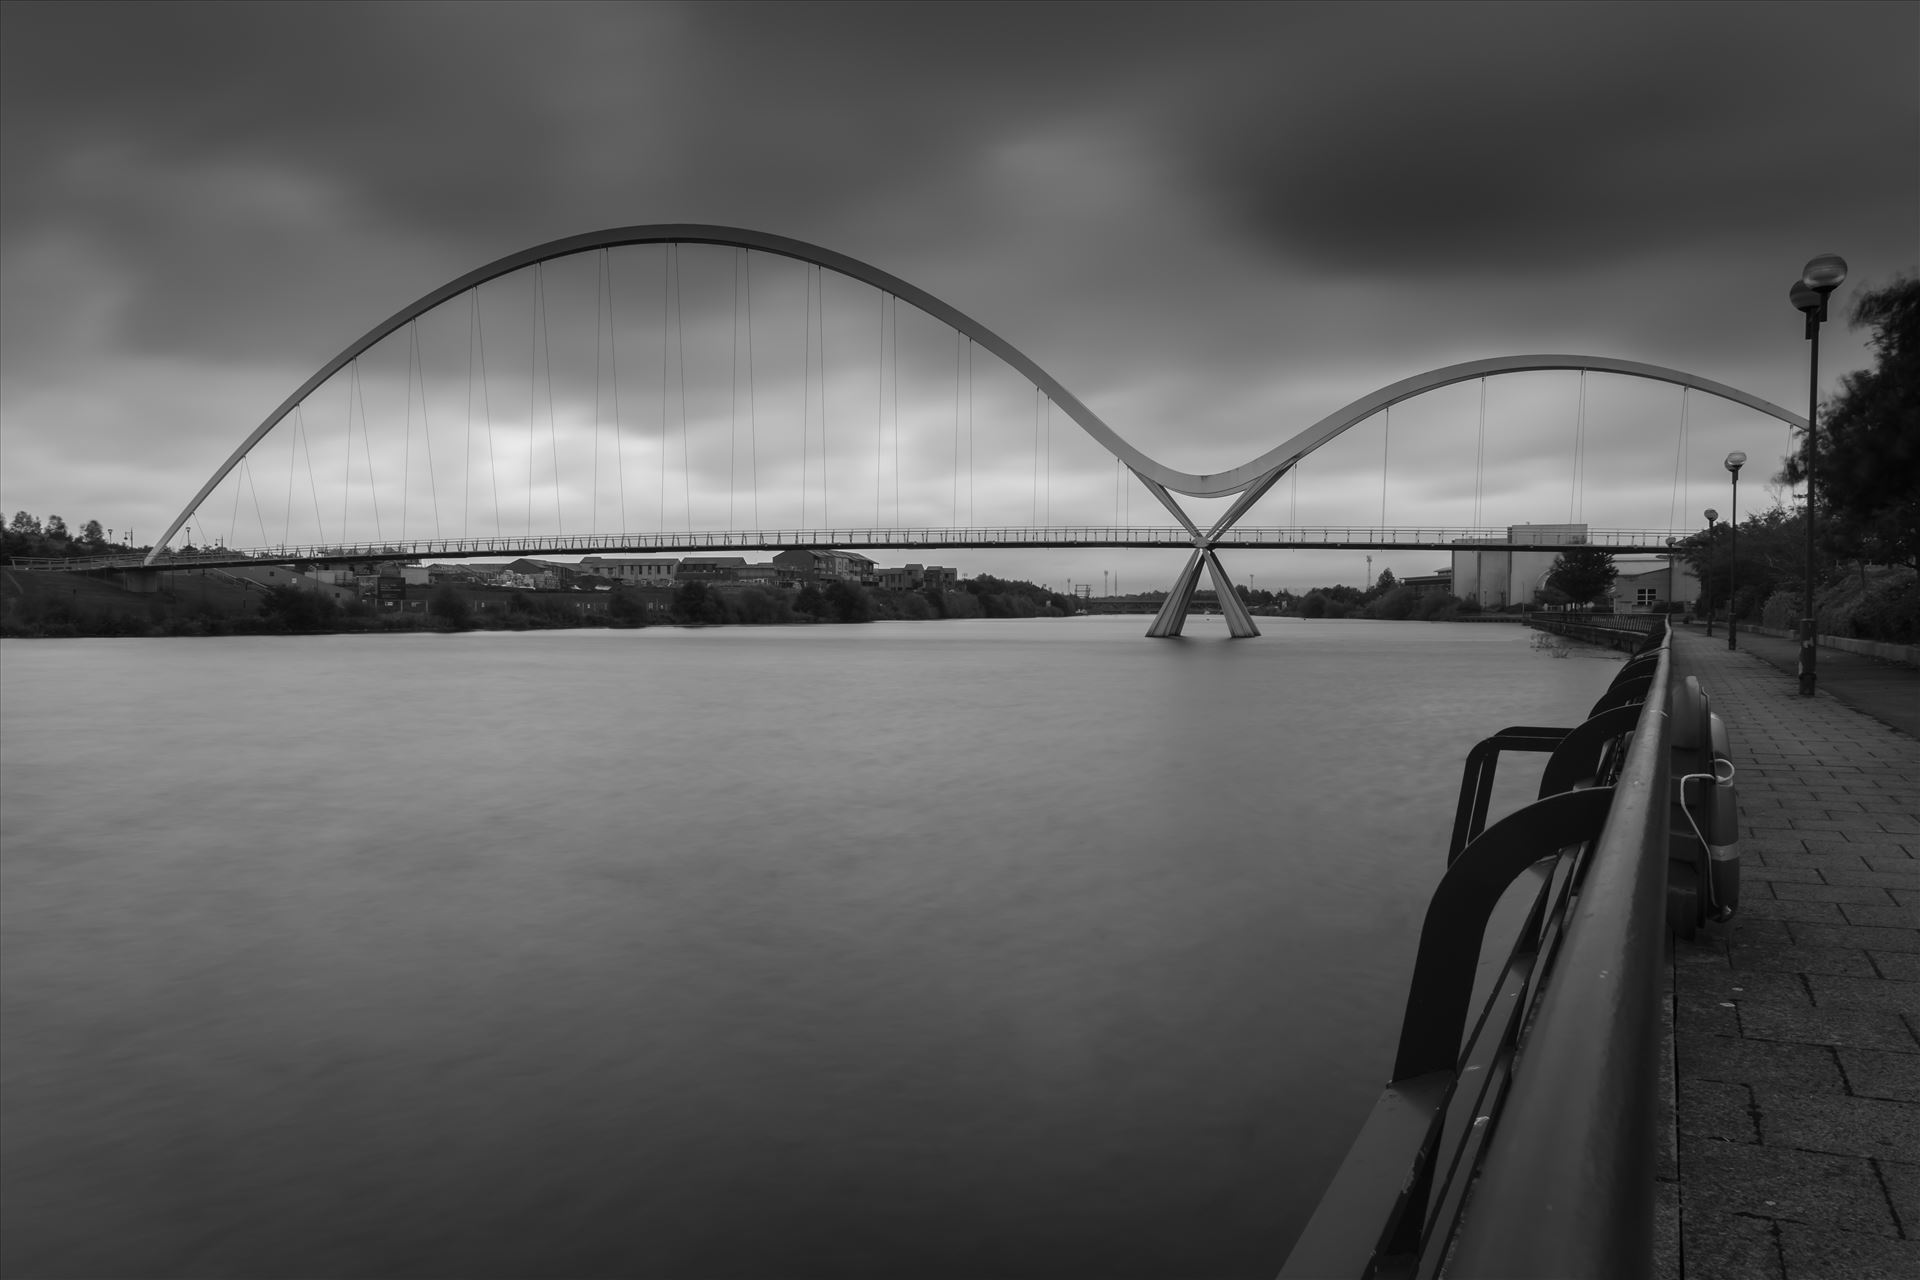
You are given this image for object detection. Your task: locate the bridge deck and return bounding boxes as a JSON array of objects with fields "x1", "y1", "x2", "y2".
[{"x1": 1663, "y1": 628, "x2": 1919, "y2": 1278}]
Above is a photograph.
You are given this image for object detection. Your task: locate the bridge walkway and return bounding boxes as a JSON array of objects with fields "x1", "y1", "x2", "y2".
[{"x1": 1664, "y1": 628, "x2": 1919, "y2": 1279}]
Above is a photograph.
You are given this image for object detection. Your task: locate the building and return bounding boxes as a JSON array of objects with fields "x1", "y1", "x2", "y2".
[
  {"x1": 1400, "y1": 568, "x2": 1453, "y2": 597},
  {"x1": 773, "y1": 548, "x2": 877, "y2": 582},
  {"x1": 578, "y1": 556, "x2": 679, "y2": 585},
  {"x1": 675, "y1": 556, "x2": 749, "y2": 583},
  {"x1": 1450, "y1": 524, "x2": 1587, "y2": 609},
  {"x1": 876, "y1": 563, "x2": 960, "y2": 591},
  {"x1": 1611, "y1": 559, "x2": 1698, "y2": 612}
]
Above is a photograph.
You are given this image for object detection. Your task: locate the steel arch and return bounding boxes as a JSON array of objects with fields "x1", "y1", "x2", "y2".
[{"x1": 149, "y1": 224, "x2": 1811, "y2": 562}]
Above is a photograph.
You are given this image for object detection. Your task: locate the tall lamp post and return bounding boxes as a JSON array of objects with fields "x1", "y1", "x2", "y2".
[
  {"x1": 1666, "y1": 536, "x2": 1679, "y2": 616},
  {"x1": 1724, "y1": 453, "x2": 1746, "y2": 650},
  {"x1": 1791, "y1": 253, "x2": 1847, "y2": 695},
  {"x1": 1703, "y1": 509, "x2": 1718, "y2": 637}
]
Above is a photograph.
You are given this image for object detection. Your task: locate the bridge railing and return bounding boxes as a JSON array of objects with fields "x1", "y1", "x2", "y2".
[
  {"x1": 1281, "y1": 623, "x2": 1672, "y2": 1278},
  {"x1": 11, "y1": 526, "x2": 1695, "y2": 573}
]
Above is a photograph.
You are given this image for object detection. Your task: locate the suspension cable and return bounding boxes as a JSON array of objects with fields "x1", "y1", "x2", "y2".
[
  {"x1": 1569, "y1": 370, "x2": 1588, "y2": 524},
  {"x1": 475, "y1": 286, "x2": 498, "y2": 538},
  {"x1": 607, "y1": 248, "x2": 627, "y2": 536},
  {"x1": 1474, "y1": 377, "x2": 1487, "y2": 528},
  {"x1": 414, "y1": 320, "x2": 441, "y2": 538},
  {"x1": 1668, "y1": 386, "x2": 1690, "y2": 532},
  {"x1": 296, "y1": 403, "x2": 325, "y2": 544},
  {"x1": 745, "y1": 250, "x2": 758, "y2": 529},
  {"x1": 284, "y1": 409, "x2": 299, "y2": 546},
  {"x1": 1380, "y1": 405, "x2": 1391, "y2": 527},
  {"x1": 243, "y1": 457, "x2": 269, "y2": 549},
  {"x1": 355, "y1": 354, "x2": 383, "y2": 543},
  {"x1": 876, "y1": 288, "x2": 885, "y2": 527},
  {"x1": 953, "y1": 329, "x2": 962, "y2": 527},
  {"x1": 540, "y1": 263, "x2": 559, "y2": 536},
  {"x1": 817, "y1": 263, "x2": 827, "y2": 530},
  {"x1": 659, "y1": 245, "x2": 670, "y2": 532},
  {"x1": 892, "y1": 293, "x2": 900, "y2": 527},
  {"x1": 730, "y1": 248, "x2": 740, "y2": 530}
]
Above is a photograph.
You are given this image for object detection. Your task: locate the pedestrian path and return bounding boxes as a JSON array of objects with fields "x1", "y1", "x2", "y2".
[{"x1": 1664, "y1": 629, "x2": 1918, "y2": 1279}]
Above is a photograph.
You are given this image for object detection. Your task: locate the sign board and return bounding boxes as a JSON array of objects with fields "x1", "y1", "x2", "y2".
[{"x1": 377, "y1": 577, "x2": 405, "y2": 601}]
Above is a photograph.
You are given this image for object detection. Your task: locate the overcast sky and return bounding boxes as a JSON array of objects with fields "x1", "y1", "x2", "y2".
[{"x1": 3, "y1": 1, "x2": 1914, "y2": 591}]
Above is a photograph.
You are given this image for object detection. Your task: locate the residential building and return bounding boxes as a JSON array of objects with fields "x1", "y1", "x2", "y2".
[
  {"x1": 1611, "y1": 559, "x2": 1698, "y2": 612},
  {"x1": 774, "y1": 548, "x2": 877, "y2": 582},
  {"x1": 578, "y1": 556, "x2": 679, "y2": 585}
]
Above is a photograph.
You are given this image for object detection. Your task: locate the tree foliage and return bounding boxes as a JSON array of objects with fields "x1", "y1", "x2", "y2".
[
  {"x1": 1778, "y1": 275, "x2": 1919, "y2": 570},
  {"x1": 1544, "y1": 547, "x2": 1618, "y2": 606}
]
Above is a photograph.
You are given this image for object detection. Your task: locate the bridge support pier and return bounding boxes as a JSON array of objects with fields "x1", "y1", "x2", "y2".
[{"x1": 1144, "y1": 548, "x2": 1260, "y2": 639}]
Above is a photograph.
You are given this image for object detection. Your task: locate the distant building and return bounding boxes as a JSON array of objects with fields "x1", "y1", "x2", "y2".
[
  {"x1": 876, "y1": 563, "x2": 959, "y2": 591},
  {"x1": 774, "y1": 548, "x2": 877, "y2": 582},
  {"x1": 1451, "y1": 524, "x2": 1587, "y2": 609},
  {"x1": 1611, "y1": 559, "x2": 1697, "y2": 612},
  {"x1": 676, "y1": 556, "x2": 749, "y2": 582},
  {"x1": 1400, "y1": 568, "x2": 1453, "y2": 597},
  {"x1": 579, "y1": 555, "x2": 679, "y2": 585}
]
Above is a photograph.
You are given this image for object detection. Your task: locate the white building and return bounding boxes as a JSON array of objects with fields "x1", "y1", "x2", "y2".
[{"x1": 1450, "y1": 524, "x2": 1587, "y2": 609}]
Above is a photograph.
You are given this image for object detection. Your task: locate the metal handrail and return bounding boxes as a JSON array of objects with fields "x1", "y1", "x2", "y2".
[{"x1": 1281, "y1": 624, "x2": 1670, "y2": 1276}]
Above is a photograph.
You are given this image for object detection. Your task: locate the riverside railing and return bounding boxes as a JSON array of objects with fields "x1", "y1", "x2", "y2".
[{"x1": 1281, "y1": 622, "x2": 1673, "y2": 1278}]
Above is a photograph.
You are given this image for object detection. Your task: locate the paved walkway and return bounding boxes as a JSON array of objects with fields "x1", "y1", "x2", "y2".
[
  {"x1": 1665, "y1": 629, "x2": 1919, "y2": 1279},
  {"x1": 1675, "y1": 620, "x2": 1920, "y2": 739}
]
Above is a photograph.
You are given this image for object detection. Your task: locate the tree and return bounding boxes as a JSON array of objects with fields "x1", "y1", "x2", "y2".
[
  {"x1": 1544, "y1": 546, "x2": 1618, "y2": 607},
  {"x1": 428, "y1": 583, "x2": 472, "y2": 628},
  {"x1": 1778, "y1": 275, "x2": 1919, "y2": 570},
  {"x1": 81, "y1": 520, "x2": 106, "y2": 545},
  {"x1": 44, "y1": 514, "x2": 68, "y2": 540},
  {"x1": 9, "y1": 512, "x2": 40, "y2": 536}
]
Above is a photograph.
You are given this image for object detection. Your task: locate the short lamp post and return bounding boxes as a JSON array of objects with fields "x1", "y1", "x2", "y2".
[
  {"x1": 1703, "y1": 509, "x2": 1719, "y2": 637},
  {"x1": 1724, "y1": 453, "x2": 1746, "y2": 650},
  {"x1": 1791, "y1": 252, "x2": 1847, "y2": 695}
]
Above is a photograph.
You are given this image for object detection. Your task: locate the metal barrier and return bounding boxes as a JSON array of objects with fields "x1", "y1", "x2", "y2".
[{"x1": 1281, "y1": 621, "x2": 1674, "y2": 1278}]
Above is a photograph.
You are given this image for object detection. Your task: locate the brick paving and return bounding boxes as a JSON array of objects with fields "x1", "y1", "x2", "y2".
[{"x1": 1663, "y1": 629, "x2": 1919, "y2": 1279}]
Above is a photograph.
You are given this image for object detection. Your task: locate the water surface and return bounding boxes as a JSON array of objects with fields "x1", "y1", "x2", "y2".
[{"x1": 1, "y1": 616, "x2": 1618, "y2": 1277}]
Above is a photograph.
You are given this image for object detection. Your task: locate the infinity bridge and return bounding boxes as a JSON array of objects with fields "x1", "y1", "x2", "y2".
[{"x1": 81, "y1": 224, "x2": 1809, "y2": 636}]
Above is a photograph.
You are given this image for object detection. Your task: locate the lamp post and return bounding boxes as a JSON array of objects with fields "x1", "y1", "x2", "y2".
[
  {"x1": 1666, "y1": 536, "x2": 1679, "y2": 616},
  {"x1": 1703, "y1": 509, "x2": 1718, "y2": 637},
  {"x1": 1791, "y1": 252, "x2": 1847, "y2": 695},
  {"x1": 1724, "y1": 453, "x2": 1746, "y2": 650}
]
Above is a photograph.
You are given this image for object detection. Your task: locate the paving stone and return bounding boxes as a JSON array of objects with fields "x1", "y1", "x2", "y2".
[
  {"x1": 1789, "y1": 921, "x2": 1920, "y2": 955},
  {"x1": 1729, "y1": 943, "x2": 1877, "y2": 978},
  {"x1": 1678, "y1": 1031, "x2": 1846, "y2": 1093},
  {"x1": 1679, "y1": 967, "x2": 1809, "y2": 1010},
  {"x1": 1773, "y1": 882, "x2": 1899, "y2": 906},
  {"x1": 1801, "y1": 838, "x2": 1916, "y2": 861},
  {"x1": 1893, "y1": 889, "x2": 1919, "y2": 909},
  {"x1": 1737, "y1": 897, "x2": 1848, "y2": 926},
  {"x1": 1806, "y1": 974, "x2": 1920, "y2": 1014},
  {"x1": 1878, "y1": 1159, "x2": 1919, "y2": 1238},
  {"x1": 1752, "y1": 1086, "x2": 1920, "y2": 1161},
  {"x1": 1677, "y1": 992, "x2": 1742, "y2": 1037},
  {"x1": 1737, "y1": 1003, "x2": 1918, "y2": 1053},
  {"x1": 1776, "y1": 1223, "x2": 1920, "y2": 1279},
  {"x1": 1743, "y1": 864, "x2": 1827, "y2": 886},
  {"x1": 1841, "y1": 1048, "x2": 1920, "y2": 1102},
  {"x1": 1681, "y1": 1078, "x2": 1759, "y2": 1144},
  {"x1": 1871, "y1": 951, "x2": 1920, "y2": 983},
  {"x1": 1678, "y1": 1208, "x2": 1781, "y2": 1280},
  {"x1": 1725, "y1": 915, "x2": 1793, "y2": 944},
  {"x1": 1679, "y1": 1137, "x2": 1896, "y2": 1234},
  {"x1": 1842, "y1": 900, "x2": 1920, "y2": 929},
  {"x1": 1751, "y1": 847, "x2": 1869, "y2": 871},
  {"x1": 1653, "y1": 1176, "x2": 1678, "y2": 1280},
  {"x1": 1824, "y1": 868, "x2": 1920, "y2": 891},
  {"x1": 1864, "y1": 856, "x2": 1919, "y2": 874}
]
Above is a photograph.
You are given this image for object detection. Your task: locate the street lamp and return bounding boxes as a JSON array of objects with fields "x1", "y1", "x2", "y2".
[
  {"x1": 1703, "y1": 509, "x2": 1718, "y2": 637},
  {"x1": 1724, "y1": 453, "x2": 1746, "y2": 650},
  {"x1": 1666, "y1": 536, "x2": 1679, "y2": 616},
  {"x1": 1791, "y1": 252, "x2": 1847, "y2": 695}
]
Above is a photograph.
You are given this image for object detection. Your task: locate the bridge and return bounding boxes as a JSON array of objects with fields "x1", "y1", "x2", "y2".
[{"x1": 36, "y1": 224, "x2": 1811, "y2": 636}]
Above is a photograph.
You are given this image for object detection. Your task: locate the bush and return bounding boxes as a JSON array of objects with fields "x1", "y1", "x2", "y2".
[{"x1": 428, "y1": 584, "x2": 473, "y2": 629}]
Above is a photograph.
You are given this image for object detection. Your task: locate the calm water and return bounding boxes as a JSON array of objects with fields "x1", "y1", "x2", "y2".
[{"x1": 0, "y1": 616, "x2": 1619, "y2": 1278}]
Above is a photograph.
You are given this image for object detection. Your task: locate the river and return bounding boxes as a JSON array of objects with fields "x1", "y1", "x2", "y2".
[{"x1": 0, "y1": 615, "x2": 1620, "y2": 1278}]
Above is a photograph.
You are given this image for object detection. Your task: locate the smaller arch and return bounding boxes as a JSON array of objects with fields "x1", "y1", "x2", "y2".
[{"x1": 1189, "y1": 355, "x2": 1810, "y2": 498}]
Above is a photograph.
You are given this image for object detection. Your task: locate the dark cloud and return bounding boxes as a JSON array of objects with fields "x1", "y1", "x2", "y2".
[{"x1": 1, "y1": 1, "x2": 1914, "y2": 586}]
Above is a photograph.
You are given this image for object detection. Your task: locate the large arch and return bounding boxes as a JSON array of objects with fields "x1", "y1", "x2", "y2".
[{"x1": 150, "y1": 224, "x2": 1810, "y2": 563}]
